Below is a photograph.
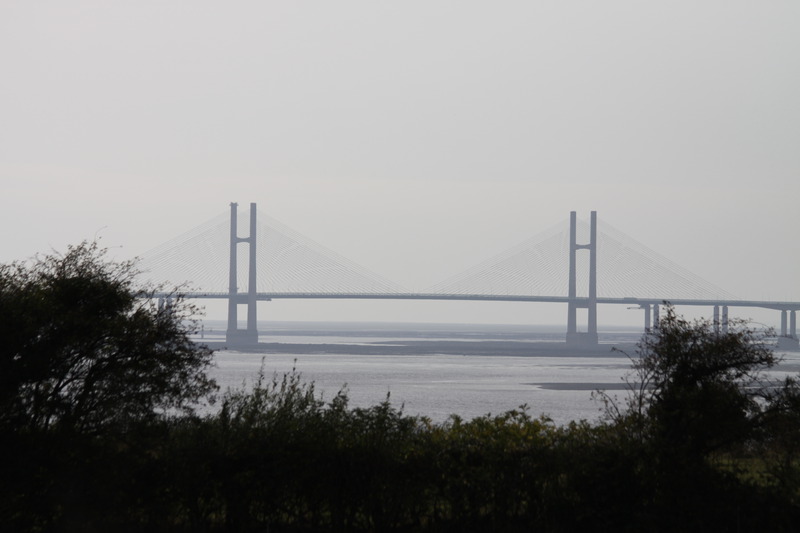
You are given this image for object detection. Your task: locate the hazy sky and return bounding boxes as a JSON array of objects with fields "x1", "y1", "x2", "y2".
[{"x1": 1, "y1": 2, "x2": 798, "y2": 327}]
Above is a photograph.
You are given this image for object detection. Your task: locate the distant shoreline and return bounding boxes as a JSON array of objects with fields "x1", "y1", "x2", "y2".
[{"x1": 200, "y1": 339, "x2": 638, "y2": 358}]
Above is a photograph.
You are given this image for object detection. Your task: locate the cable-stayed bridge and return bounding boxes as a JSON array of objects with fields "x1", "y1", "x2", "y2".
[{"x1": 139, "y1": 203, "x2": 800, "y2": 347}]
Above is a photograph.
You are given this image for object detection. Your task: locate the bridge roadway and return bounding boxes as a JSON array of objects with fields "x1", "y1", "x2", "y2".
[{"x1": 157, "y1": 292, "x2": 800, "y2": 312}]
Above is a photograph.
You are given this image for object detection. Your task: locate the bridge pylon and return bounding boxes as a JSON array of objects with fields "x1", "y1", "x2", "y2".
[
  {"x1": 226, "y1": 202, "x2": 259, "y2": 345},
  {"x1": 566, "y1": 211, "x2": 598, "y2": 346}
]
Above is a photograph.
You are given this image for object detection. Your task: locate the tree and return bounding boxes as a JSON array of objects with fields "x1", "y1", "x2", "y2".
[
  {"x1": 602, "y1": 305, "x2": 790, "y2": 462},
  {"x1": 592, "y1": 306, "x2": 800, "y2": 529},
  {"x1": 0, "y1": 241, "x2": 216, "y2": 434}
]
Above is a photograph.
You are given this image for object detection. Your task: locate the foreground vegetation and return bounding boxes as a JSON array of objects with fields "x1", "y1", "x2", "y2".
[{"x1": 2, "y1": 243, "x2": 800, "y2": 531}]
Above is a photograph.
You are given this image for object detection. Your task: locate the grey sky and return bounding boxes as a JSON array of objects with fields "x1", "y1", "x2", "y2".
[{"x1": 1, "y1": 2, "x2": 798, "y2": 326}]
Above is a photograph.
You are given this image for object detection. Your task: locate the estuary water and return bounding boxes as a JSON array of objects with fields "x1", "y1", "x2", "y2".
[{"x1": 197, "y1": 321, "x2": 800, "y2": 426}]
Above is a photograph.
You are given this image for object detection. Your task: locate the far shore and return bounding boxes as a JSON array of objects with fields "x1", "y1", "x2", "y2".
[{"x1": 201, "y1": 339, "x2": 639, "y2": 358}]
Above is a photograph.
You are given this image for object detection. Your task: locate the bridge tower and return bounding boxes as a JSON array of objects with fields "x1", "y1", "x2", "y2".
[
  {"x1": 226, "y1": 202, "x2": 259, "y2": 345},
  {"x1": 566, "y1": 211, "x2": 598, "y2": 346}
]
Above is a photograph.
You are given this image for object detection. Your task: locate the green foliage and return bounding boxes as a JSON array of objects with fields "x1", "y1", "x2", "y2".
[
  {"x1": 5, "y1": 360, "x2": 800, "y2": 531},
  {"x1": 0, "y1": 241, "x2": 216, "y2": 434}
]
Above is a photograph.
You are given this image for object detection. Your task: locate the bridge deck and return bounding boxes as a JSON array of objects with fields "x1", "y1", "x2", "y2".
[{"x1": 151, "y1": 292, "x2": 800, "y2": 311}]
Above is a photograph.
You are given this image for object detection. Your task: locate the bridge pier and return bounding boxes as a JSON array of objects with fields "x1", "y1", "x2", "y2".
[
  {"x1": 712, "y1": 305, "x2": 730, "y2": 335},
  {"x1": 641, "y1": 303, "x2": 660, "y2": 332},
  {"x1": 566, "y1": 211, "x2": 598, "y2": 346},
  {"x1": 777, "y1": 309, "x2": 800, "y2": 351},
  {"x1": 781, "y1": 310, "x2": 788, "y2": 337},
  {"x1": 723, "y1": 305, "x2": 729, "y2": 334},
  {"x1": 780, "y1": 309, "x2": 798, "y2": 340},
  {"x1": 226, "y1": 202, "x2": 259, "y2": 346},
  {"x1": 157, "y1": 296, "x2": 173, "y2": 311}
]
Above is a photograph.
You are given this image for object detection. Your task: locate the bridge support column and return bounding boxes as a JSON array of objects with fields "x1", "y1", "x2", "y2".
[
  {"x1": 777, "y1": 310, "x2": 800, "y2": 351},
  {"x1": 158, "y1": 296, "x2": 172, "y2": 311},
  {"x1": 713, "y1": 305, "x2": 720, "y2": 334},
  {"x1": 781, "y1": 310, "x2": 788, "y2": 337},
  {"x1": 226, "y1": 202, "x2": 259, "y2": 346},
  {"x1": 722, "y1": 305, "x2": 729, "y2": 335},
  {"x1": 643, "y1": 303, "x2": 660, "y2": 332},
  {"x1": 566, "y1": 211, "x2": 598, "y2": 346}
]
